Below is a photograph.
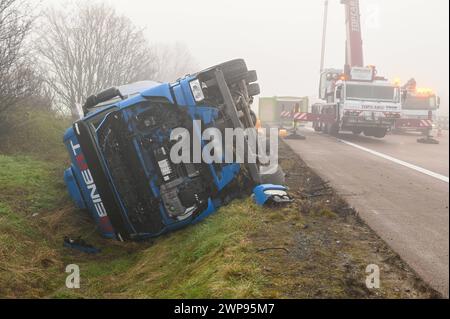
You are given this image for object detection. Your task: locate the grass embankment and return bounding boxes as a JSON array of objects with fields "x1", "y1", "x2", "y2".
[
  {"x1": 0, "y1": 153, "x2": 267, "y2": 298},
  {"x1": 0, "y1": 155, "x2": 67, "y2": 296},
  {"x1": 0, "y1": 110, "x2": 439, "y2": 298},
  {"x1": 0, "y1": 110, "x2": 268, "y2": 298},
  {"x1": 0, "y1": 110, "x2": 73, "y2": 297}
]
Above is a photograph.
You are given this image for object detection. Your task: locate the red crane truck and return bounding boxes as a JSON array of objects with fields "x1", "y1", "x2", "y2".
[{"x1": 283, "y1": 0, "x2": 402, "y2": 139}]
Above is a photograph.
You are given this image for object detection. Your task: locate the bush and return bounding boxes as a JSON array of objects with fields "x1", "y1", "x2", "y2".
[{"x1": 0, "y1": 108, "x2": 71, "y2": 161}]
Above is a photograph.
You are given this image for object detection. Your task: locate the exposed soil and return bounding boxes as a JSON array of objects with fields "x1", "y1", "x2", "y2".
[{"x1": 249, "y1": 140, "x2": 441, "y2": 298}]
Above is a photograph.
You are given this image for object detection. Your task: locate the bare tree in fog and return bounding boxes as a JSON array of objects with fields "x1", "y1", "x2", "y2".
[
  {"x1": 154, "y1": 43, "x2": 198, "y2": 82},
  {"x1": 0, "y1": 0, "x2": 40, "y2": 118},
  {"x1": 35, "y1": 2, "x2": 162, "y2": 119}
]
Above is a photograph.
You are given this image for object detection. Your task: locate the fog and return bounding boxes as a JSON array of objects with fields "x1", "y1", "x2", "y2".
[{"x1": 40, "y1": 0, "x2": 449, "y2": 114}]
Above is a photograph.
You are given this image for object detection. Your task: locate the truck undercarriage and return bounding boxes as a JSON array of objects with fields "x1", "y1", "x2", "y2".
[
  {"x1": 64, "y1": 59, "x2": 285, "y2": 241},
  {"x1": 309, "y1": 102, "x2": 396, "y2": 138}
]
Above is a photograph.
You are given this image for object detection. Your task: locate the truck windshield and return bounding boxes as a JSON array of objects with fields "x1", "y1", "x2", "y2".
[
  {"x1": 346, "y1": 84, "x2": 398, "y2": 102},
  {"x1": 404, "y1": 96, "x2": 437, "y2": 110}
]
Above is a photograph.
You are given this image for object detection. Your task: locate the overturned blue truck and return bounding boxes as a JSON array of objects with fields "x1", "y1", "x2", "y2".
[{"x1": 63, "y1": 59, "x2": 290, "y2": 241}]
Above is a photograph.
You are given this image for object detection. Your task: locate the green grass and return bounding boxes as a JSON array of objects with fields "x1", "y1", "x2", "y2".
[
  {"x1": 52, "y1": 200, "x2": 266, "y2": 299},
  {"x1": 0, "y1": 155, "x2": 66, "y2": 213},
  {"x1": 0, "y1": 155, "x2": 69, "y2": 297},
  {"x1": 0, "y1": 153, "x2": 268, "y2": 298},
  {"x1": 0, "y1": 109, "x2": 70, "y2": 161},
  {"x1": 0, "y1": 111, "x2": 437, "y2": 298},
  {"x1": 0, "y1": 152, "x2": 436, "y2": 299},
  {"x1": 0, "y1": 108, "x2": 269, "y2": 298}
]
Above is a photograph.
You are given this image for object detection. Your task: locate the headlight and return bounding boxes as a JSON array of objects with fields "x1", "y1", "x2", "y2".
[{"x1": 189, "y1": 79, "x2": 205, "y2": 102}]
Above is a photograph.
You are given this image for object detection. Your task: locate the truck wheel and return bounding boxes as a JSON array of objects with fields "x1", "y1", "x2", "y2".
[
  {"x1": 246, "y1": 70, "x2": 258, "y2": 84},
  {"x1": 373, "y1": 128, "x2": 387, "y2": 138},
  {"x1": 363, "y1": 128, "x2": 374, "y2": 137},
  {"x1": 352, "y1": 128, "x2": 363, "y2": 135},
  {"x1": 200, "y1": 59, "x2": 248, "y2": 86},
  {"x1": 329, "y1": 122, "x2": 340, "y2": 136},
  {"x1": 247, "y1": 83, "x2": 260, "y2": 97},
  {"x1": 313, "y1": 122, "x2": 322, "y2": 132}
]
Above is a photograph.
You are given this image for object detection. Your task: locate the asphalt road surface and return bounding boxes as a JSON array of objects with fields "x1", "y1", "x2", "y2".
[{"x1": 284, "y1": 128, "x2": 449, "y2": 297}]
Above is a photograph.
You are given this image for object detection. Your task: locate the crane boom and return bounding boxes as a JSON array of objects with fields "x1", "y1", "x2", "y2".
[
  {"x1": 312, "y1": 0, "x2": 401, "y2": 139},
  {"x1": 320, "y1": 0, "x2": 329, "y2": 72},
  {"x1": 342, "y1": 0, "x2": 364, "y2": 68}
]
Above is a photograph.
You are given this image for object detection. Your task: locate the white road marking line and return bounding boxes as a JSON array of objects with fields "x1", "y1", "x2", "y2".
[
  {"x1": 338, "y1": 139, "x2": 449, "y2": 184},
  {"x1": 301, "y1": 126, "x2": 449, "y2": 183}
]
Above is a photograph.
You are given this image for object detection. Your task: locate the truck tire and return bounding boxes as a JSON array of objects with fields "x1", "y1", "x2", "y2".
[
  {"x1": 313, "y1": 122, "x2": 322, "y2": 132},
  {"x1": 373, "y1": 128, "x2": 387, "y2": 138},
  {"x1": 363, "y1": 128, "x2": 374, "y2": 137},
  {"x1": 246, "y1": 70, "x2": 258, "y2": 84},
  {"x1": 352, "y1": 128, "x2": 363, "y2": 135},
  {"x1": 247, "y1": 83, "x2": 260, "y2": 97},
  {"x1": 200, "y1": 59, "x2": 248, "y2": 87},
  {"x1": 329, "y1": 122, "x2": 340, "y2": 136}
]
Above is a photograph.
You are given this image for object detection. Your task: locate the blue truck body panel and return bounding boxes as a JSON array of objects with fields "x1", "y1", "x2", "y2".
[
  {"x1": 63, "y1": 59, "x2": 279, "y2": 241},
  {"x1": 253, "y1": 184, "x2": 288, "y2": 206},
  {"x1": 63, "y1": 128, "x2": 117, "y2": 239}
]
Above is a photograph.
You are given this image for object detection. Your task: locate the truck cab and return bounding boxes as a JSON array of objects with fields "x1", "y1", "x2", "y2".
[
  {"x1": 63, "y1": 59, "x2": 283, "y2": 241},
  {"x1": 401, "y1": 89, "x2": 440, "y2": 122},
  {"x1": 338, "y1": 79, "x2": 401, "y2": 135},
  {"x1": 316, "y1": 67, "x2": 401, "y2": 138}
]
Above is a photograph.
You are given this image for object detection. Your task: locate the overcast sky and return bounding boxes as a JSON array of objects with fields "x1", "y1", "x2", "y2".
[{"x1": 38, "y1": 0, "x2": 449, "y2": 114}]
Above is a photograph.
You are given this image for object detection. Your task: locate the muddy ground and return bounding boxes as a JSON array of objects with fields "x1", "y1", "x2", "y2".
[{"x1": 250, "y1": 140, "x2": 440, "y2": 298}]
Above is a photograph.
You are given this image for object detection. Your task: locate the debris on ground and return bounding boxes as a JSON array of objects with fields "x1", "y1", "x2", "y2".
[
  {"x1": 63, "y1": 237, "x2": 101, "y2": 254},
  {"x1": 253, "y1": 184, "x2": 293, "y2": 206}
]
